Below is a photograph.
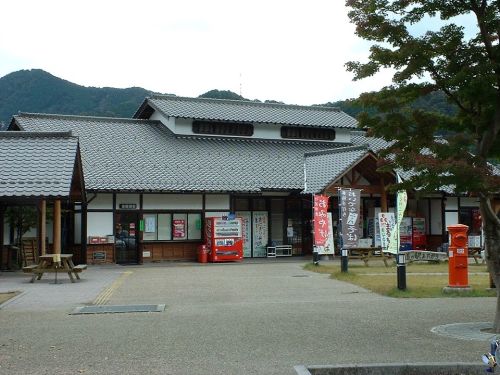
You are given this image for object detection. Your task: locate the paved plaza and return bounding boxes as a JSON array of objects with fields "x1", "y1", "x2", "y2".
[{"x1": 0, "y1": 259, "x2": 496, "y2": 374}]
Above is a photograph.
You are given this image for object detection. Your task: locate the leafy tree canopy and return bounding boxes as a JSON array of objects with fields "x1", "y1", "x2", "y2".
[
  {"x1": 345, "y1": 0, "x2": 500, "y2": 329},
  {"x1": 346, "y1": 0, "x2": 500, "y2": 195}
]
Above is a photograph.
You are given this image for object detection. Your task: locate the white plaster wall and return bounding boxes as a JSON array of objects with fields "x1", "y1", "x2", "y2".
[
  {"x1": 205, "y1": 212, "x2": 229, "y2": 218},
  {"x1": 334, "y1": 129, "x2": 351, "y2": 143},
  {"x1": 143, "y1": 194, "x2": 203, "y2": 210},
  {"x1": 460, "y1": 197, "x2": 480, "y2": 207},
  {"x1": 163, "y1": 117, "x2": 350, "y2": 143},
  {"x1": 150, "y1": 111, "x2": 177, "y2": 133},
  {"x1": 88, "y1": 194, "x2": 113, "y2": 209},
  {"x1": 430, "y1": 199, "x2": 443, "y2": 235},
  {"x1": 253, "y1": 123, "x2": 281, "y2": 139},
  {"x1": 87, "y1": 212, "x2": 113, "y2": 237},
  {"x1": 445, "y1": 197, "x2": 458, "y2": 210},
  {"x1": 205, "y1": 194, "x2": 230, "y2": 210},
  {"x1": 445, "y1": 211, "x2": 459, "y2": 229},
  {"x1": 116, "y1": 194, "x2": 140, "y2": 209},
  {"x1": 74, "y1": 213, "x2": 81, "y2": 244},
  {"x1": 175, "y1": 118, "x2": 195, "y2": 135}
]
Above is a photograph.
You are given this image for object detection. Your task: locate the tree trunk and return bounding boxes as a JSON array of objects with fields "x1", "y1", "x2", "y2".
[{"x1": 480, "y1": 197, "x2": 500, "y2": 332}]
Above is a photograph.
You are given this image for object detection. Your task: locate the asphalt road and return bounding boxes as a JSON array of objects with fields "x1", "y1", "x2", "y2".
[{"x1": 0, "y1": 260, "x2": 495, "y2": 374}]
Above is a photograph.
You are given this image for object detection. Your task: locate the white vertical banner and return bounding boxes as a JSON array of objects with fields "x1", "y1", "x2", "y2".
[
  {"x1": 378, "y1": 212, "x2": 395, "y2": 252},
  {"x1": 252, "y1": 211, "x2": 268, "y2": 257},
  {"x1": 387, "y1": 190, "x2": 408, "y2": 254},
  {"x1": 236, "y1": 212, "x2": 252, "y2": 258}
]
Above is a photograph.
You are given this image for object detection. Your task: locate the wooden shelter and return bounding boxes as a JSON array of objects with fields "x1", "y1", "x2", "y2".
[{"x1": 0, "y1": 131, "x2": 85, "y2": 269}]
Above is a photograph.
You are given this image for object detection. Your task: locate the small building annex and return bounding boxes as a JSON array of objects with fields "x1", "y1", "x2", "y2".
[{"x1": 2, "y1": 95, "x2": 493, "y2": 265}]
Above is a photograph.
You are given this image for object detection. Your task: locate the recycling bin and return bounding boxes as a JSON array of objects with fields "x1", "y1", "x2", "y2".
[{"x1": 197, "y1": 244, "x2": 208, "y2": 264}]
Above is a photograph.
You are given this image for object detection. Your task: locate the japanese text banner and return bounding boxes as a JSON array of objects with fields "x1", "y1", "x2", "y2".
[
  {"x1": 313, "y1": 195, "x2": 329, "y2": 246},
  {"x1": 340, "y1": 189, "x2": 361, "y2": 248}
]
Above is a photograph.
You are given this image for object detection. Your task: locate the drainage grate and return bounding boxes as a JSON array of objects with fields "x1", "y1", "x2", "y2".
[
  {"x1": 70, "y1": 304, "x2": 165, "y2": 315},
  {"x1": 292, "y1": 275, "x2": 311, "y2": 278}
]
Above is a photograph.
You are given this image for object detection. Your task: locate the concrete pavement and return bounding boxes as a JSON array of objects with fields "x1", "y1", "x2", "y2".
[{"x1": 0, "y1": 260, "x2": 496, "y2": 374}]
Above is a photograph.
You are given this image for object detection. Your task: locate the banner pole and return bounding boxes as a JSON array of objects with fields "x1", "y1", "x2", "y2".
[
  {"x1": 339, "y1": 188, "x2": 348, "y2": 273},
  {"x1": 312, "y1": 193, "x2": 319, "y2": 265}
]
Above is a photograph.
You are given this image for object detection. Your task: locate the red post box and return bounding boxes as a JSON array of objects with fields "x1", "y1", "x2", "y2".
[{"x1": 447, "y1": 224, "x2": 469, "y2": 288}]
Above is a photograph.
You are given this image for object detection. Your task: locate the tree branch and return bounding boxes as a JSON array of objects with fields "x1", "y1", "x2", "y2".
[{"x1": 479, "y1": 193, "x2": 500, "y2": 225}]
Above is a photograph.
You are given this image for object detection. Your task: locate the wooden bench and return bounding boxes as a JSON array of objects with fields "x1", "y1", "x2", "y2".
[
  {"x1": 22, "y1": 264, "x2": 39, "y2": 273},
  {"x1": 349, "y1": 247, "x2": 392, "y2": 267},
  {"x1": 72, "y1": 264, "x2": 87, "y2": 273}
]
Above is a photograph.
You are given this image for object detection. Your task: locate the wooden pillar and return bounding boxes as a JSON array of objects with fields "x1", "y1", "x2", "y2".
[
  {"x1": 40, "y1": 200, "x2": 46, "y2": 255},
  {"x1": 81, "y1": 202, "x2": 88, "y2": 264},
  {"x1": 0, "y1": 205, "x2": 5, "y2": 270},
  {"x1": 53, "y1": 199, "x2": 61, "y2": 255},
  {"x1": 380, "y1": 178, "x2": 388, "y2": 212}
]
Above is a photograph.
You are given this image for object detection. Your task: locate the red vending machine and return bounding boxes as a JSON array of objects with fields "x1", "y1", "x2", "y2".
[
  {"x1": 205, "y1": 217, "x2": 243, "y2": 262},
  {"x1": 412, "y1": 217, "x2": 427, "y2": 250}
]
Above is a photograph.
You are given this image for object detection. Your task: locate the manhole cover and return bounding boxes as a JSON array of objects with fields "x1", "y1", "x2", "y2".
[
  {"x1": 431, "y1": 322, "x2": 496, "y2": 341},
  {"x1": 70, "y1": 304, "x2": 165, "y2": 315}
]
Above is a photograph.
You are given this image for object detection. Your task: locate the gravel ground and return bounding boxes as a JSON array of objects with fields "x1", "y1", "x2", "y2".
[{"x1": 0, "y1": 260, "x2": 495, "y2": 375}]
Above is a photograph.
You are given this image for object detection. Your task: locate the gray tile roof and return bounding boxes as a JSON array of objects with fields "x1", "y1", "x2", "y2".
[
  {"x1": 350, "y1": 130, "x2": 393, "y2": 152},
  {"x1": 13, "y1": 113, "x2": 350, "y2": 193},
  {"x1": 0, "y1": 131, "x2": 78, "y2": 198},
  {"x1": 304, "y1": 145, "x2": 371, "y2": 194},
  {"x1": 135, "y1": 95, "x2": 359, "y2": 129}
]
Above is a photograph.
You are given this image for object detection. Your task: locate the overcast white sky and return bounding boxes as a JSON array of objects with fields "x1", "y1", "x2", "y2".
[{"x1": 0, "y1": 1, "x2": 475, "y2": 105}]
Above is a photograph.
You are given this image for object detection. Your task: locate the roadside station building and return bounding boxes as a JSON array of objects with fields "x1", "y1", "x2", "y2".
[{"x1": 2, "y1": 95, "x2": 497, "y2": 265}]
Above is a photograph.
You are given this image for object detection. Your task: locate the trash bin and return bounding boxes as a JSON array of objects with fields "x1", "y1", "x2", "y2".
[{"x1": 197, "y1": 244, "x2": 208, "y2": 263}]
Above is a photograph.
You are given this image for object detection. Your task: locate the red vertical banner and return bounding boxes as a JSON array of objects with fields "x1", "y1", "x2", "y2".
[{"x1": 314, "y1": 195, "x2": 329, "y2": 246}]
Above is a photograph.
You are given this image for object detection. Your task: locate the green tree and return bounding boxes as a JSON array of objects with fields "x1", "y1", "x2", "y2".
[{"x1": 345, "y1": 1, "x2": 500, "y2": 328}]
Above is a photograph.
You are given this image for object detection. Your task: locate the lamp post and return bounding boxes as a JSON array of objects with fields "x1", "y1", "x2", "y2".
[
  {"x1": 397, "y1": 252, "x2": 407, "y2": 290},
  {"x1": 341, "y1": 249, "x2": 349, "y2": 273}
]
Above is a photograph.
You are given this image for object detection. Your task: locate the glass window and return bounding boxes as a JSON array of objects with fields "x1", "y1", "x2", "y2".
[
  {"x1": 158, "y1": 214, "x2": 172, "y2": 240},
  {"x1": 188, "y1": 213, "x2": 202, "y2": 240},
  {"x1": 143, "y1": 212, "x2": 201, "y2": 241},
  {"x1": 143, "y1": 214, "x2": 157, "y2": 241},
  {"x1": 173, "y1": 213, "x2": 188, "y2": 240}
]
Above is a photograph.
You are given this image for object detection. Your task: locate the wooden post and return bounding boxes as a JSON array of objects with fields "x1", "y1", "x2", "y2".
[
  {"x1": 40, "y1": 200, "x2": 46, "y2": 255},
  {"x1": 81, "y1": 202, "x2": 87, "y2": 264},
  {"x1": 53, "y1": 199, "x2": 61, "y2": 255},
  {"x1": 380, "y1": 178, "x2": 388, "y2": 212},
  {"x1": 0, "y1": 205, "x2": 5, "y2": 270}
]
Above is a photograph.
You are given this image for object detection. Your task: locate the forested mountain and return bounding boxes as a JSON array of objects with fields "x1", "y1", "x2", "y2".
[
  {"x1": 0, "y1": 69, "x2": 458, "y2": 129},
  {"x1": 0, "y1": 69, "x2": 154, "y2": 128}
]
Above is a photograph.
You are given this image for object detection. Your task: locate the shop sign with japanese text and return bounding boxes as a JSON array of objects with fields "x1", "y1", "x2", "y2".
[
  {"x1": 313, "y1": 195, "x2": 329, "y2": 246},
  {"x1": 340, "y1": 189, "x2": 361, "y2": 248}
]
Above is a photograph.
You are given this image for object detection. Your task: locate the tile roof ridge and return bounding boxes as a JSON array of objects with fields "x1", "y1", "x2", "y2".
[
  {"x1": 148, "y1": 94, "x2": 343, "y2": 112},
  {"x1": 0, "y1": 130, "x2": 75, "y2": 138},
  {"x1": 304, "y1": 144, "x2": 370, "y2": 157},
  {"x1": 15, "y1": 112, "x2": 158, "y2": 124}
]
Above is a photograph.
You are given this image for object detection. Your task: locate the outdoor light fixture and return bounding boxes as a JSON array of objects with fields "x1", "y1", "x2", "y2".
[{"x1": 341, "y1": 249, "x2": 348, "y2": 273}]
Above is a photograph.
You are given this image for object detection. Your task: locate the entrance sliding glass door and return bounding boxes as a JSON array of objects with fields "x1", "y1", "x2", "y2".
[{"x1": 114, "y1": 212, "x2": 139, "y2": 264}]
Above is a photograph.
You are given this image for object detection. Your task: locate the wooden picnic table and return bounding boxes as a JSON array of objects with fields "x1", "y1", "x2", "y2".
[
  {"x1": 348, "y1": 247, "x2": 392, "y2": 267},
  {"x1": 23, "y1": 254, "x2": 87, "y2": 283}
]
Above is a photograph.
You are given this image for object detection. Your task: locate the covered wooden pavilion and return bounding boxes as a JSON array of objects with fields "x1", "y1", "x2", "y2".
[{"x1": 0, "y1": 131, "x2": 85, "y2": 268}]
